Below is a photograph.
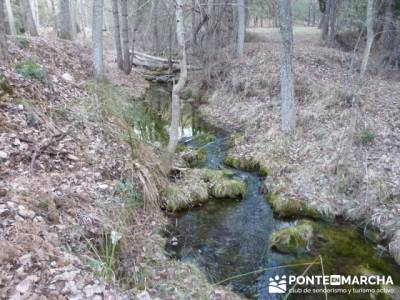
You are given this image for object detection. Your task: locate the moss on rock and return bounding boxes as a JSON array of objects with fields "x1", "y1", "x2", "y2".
[
  {"x1": 269, "y1": 222, "x2": 314, "y2": 254},
  {"x1": 265, "y1": 191, "x2": 334, "y2": 222}
]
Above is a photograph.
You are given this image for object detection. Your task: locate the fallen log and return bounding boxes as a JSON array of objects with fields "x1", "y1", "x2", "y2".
[{"x1": 131, "y1": 51, "x2": 201, "y2": 73}]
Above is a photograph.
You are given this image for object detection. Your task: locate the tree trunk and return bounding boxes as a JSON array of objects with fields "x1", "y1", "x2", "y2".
[
  {"x1": 5, "y1": 0, "x2": 16, "y2": 35},
  {"x1": 321, "y1": 0, "x2": 330, "y2": 40},
  {"x1": 30, "y1": 0, "x2": 39, "y2": 28},
  {"x1": 167, "y1": 0, "x2": 188, "y2": 153},
  {"x1": 120, "y1": 0, "x2": 131, "y2": 74},
  {"x1": 360, "y1": 0, "x2": 375, "y2": 79},
  {"x1": 380, "y1": 0, "x2": 397, "y2": 67},
  {"x1": 312, "y1": 0, "x2": 316, "y2": 26},
  {"x1": 92, "y1": 0, "x2": 104, "y2": 80},
  {"x1": 57, "y1": 0, "x2": 73, "y2": 39},
  {"x1": 278, "y1": 0, "x2": 296, "y2": 132},
  {"x1": 328, "y1": 0, "x2": 337, "y2": 47},
  {"x1": 111, "y1": 0, "x2": 123, "y2": 69},
  {"x1": 150, "y1": 0, "x2": 160, "y2": 54},
  {"x1": 236, "y1": 0, "x2": 245, "y2": 58},
  {"x1": 0, "y1": 0, "x2": 9, "y2": 63},
  {"x1": 21, "y1": 0, "x2": 39, "y2": 36}
]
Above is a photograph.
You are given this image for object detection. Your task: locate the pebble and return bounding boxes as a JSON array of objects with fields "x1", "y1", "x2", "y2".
[
  {"x1": 18, "y1": 205, "x2": 36, "y2": 219},
  {"x1": 136, "y1": 291, "x2": 151, "y2": 300},
  {"x1": 0, "y1": 204, "x2": 9, "y2": 216},
  {"x1": 62, "y1": 73, "x2": 74, "y2": 82},
  {"x1": 18, "y1": 104, "x2": 24, "y2": 111},
  {"x1": 98, "y1": 183, "x2": 108, "y2": 190},
  {"x1": 84, "y1": 284, "x2": 104, "y2": 298},
  {"x1": 0, "y1": 150, "x2": 8, "y2": 159},
  {"x1": 16, "y1": 278, "x2": 32, "y2": 293}
]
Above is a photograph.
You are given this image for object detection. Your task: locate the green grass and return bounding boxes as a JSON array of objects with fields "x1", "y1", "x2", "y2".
[
  {"x1": 85, "y1": 229, "x2": 122, "y2": 282},
  {"x1": 269, "y1": 222, "x2": 314, "y2": 254},
  {"x1": 113, "y1": 180, "x2": 142, "y2": 210},
  {"x1": 16, "y1": 59, "x2": 46, "y2": 81},
  {"x1": 16, "y1": 35, "x2": 30, "y2": 48}
]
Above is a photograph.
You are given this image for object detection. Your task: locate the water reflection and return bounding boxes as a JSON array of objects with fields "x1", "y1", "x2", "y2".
[{"x1": 133, "y1": 84, "x2": 208, "y2": 146}]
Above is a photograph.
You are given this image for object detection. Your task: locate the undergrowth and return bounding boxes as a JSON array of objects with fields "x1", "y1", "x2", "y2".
[{"x1": 16, "y1": 59, "x2": 47, "y2": 81}]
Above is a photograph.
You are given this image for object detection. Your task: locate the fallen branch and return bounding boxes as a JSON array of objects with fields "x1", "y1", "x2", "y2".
[{"x1": 30, "y1": 129, "x2": 70, "y2": 173}]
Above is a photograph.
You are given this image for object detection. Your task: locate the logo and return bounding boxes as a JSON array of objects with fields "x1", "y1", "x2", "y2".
[
  {"x1": 268, "y1": 275, "x2": 287, "y2": 294},
  {"x1": 267, "y1": 274, "x2": 394, "y2": 294}
]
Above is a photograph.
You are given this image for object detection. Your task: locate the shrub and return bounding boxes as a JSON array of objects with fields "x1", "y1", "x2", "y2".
[
  {"x1": 16, "y1": 59, "x2": 46, "y2": 81},
  {"x1": 16, "y1": 35, "x2": 30, "y2": 48},
  {"x1": 113, "y1": 181, "x2": 141, "y2": 210},
  {"x1": 359, "y1": 128, "x2": 375, "y2": 145}
]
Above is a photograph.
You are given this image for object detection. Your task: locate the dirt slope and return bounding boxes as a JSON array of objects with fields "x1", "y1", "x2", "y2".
[{"x1": 0, "y1": 37, "x2": 241, "y2": 300}]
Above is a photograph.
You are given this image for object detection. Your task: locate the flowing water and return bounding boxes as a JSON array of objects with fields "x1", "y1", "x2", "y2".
[{"x1": 136, "y1": 84, "x2": 400, "y2": 299}]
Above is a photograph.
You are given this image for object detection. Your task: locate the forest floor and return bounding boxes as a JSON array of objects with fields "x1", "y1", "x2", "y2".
[
  {"x1": 0, "y1": 36, "x2": 240, "y2": 299},
  {"x1": 200, "y1": 27, "x2": 400, "y2": 264}
]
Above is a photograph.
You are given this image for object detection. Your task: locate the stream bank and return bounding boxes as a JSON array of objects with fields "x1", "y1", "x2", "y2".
[{"x1": 137, "y1": 83, "x2": 400, "y2": 299}]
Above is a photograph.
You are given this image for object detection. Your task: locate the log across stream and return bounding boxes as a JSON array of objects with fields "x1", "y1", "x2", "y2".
[{"x1": 137, "y1": 84, "x2": 400, "y2": 299}]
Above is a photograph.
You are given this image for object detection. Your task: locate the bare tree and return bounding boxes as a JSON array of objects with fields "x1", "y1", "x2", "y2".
[
  {"x1": 58, "y1": 0, "x2": 73, "y2": 39},
  {"x1": 92, "y1": 0, "x2": 104, "y2": 79},
  {"x1": 30, "y1": 0, "x2": 39, "y2": 28},
  {"x1": 278, "y1": 0, "x2": 296, "y2": 132},
  {"x1": 0, "y1": 0, "x2": 8, "y2": 63},
  {"x1": 120, "y1": 0, "x2": 131, "y2": 74},
  {"x1": 167, "y1": 0, "x2": 187, "y2": 153},
  {"x1": 236, "y1": 0, "x2": 245, "y2": 58},
  {"x1": 21, "y1": 0, "x2": 39, "y2": 36},
  {"x1": 150, "y1": 0, "x2": 160, "y2": 54},
  {"x1": 360, "y1": 0, "x2": 374, "y2": 79},
  {"x1": 5, "y1": 0, "x2": 16, "y2": 35},
  {"x1": 380, "y1": 0, "x2": 397, "y2": 67},
  {"x1": 320, "y1": 0, "x2": 329, "y2": 39},
  {"x1": 327, "y1": 0, "x2": 337, "y2": 47},
  {"x1": 112, "y1": 0, "x2": 123, "y2": 69}
]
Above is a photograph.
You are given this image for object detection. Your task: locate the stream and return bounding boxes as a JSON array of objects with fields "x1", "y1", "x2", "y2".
[{"x1": 136, "y1": 84, "x2": 400, "y2": 299}]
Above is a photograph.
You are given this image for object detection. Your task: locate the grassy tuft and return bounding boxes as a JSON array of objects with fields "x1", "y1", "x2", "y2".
[
  {"x1": 224, "y1": 155, "x2": 270, "y2": 176},
  {"x1": 358, "y1": 128, "x2": 375, "y2": 145},
  {"x1": 16, "y1": 35, "x2": 30, "y2": 48},
  {"x1": 265, "y1": 191, "x2": 334, "y2": 222},
  {"x1": 269, "y1": 222, "x2": 314, "y2": 254},
  {"x1": 193, "y1": 133, "x2": 215, "y2": 146},
  {"x1": 210, "y1": 178, "x2": 246, "y2": 199},
  {"x1": 16, "y1": 59, "x2": 47, "y2": 81}
]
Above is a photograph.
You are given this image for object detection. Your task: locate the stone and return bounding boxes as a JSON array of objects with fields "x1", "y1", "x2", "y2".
[
  {"x1": 51, "y1": 270, "x2": 80, "y2": 283},
  {"x1": 16, "y1": 278, "x2": 32, "y2": 294},
  {"x1": 98, "y1": 183, "x2": 108, "y2": 190},
  {"x1": 0, "y1": 188, "x2": 7, "y2": 197},
  {"x1": 18, "y1": 205, "x2": 35, "y2": 219},
  {"x1": 0, "y1": 150, "x2": 8, "y2": 159},
  {"x1": 18, "y1": 104, "x2": 24, "y2": 111},
  {"x1": 0, "y1": 204, "x2": 9, "y2": 217},
  {"x1": 136, "y1": 291, "x2": 151, "y2": 300},
  {"x1": 61, "y1": 73, "x2": 74, "y2": 82},
  {"x1": 13, "y1": 138, "x2": 21, "y2": 146},
  {"x1": 84, "y1": 284, "x2": 104, "y2": 298}
]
